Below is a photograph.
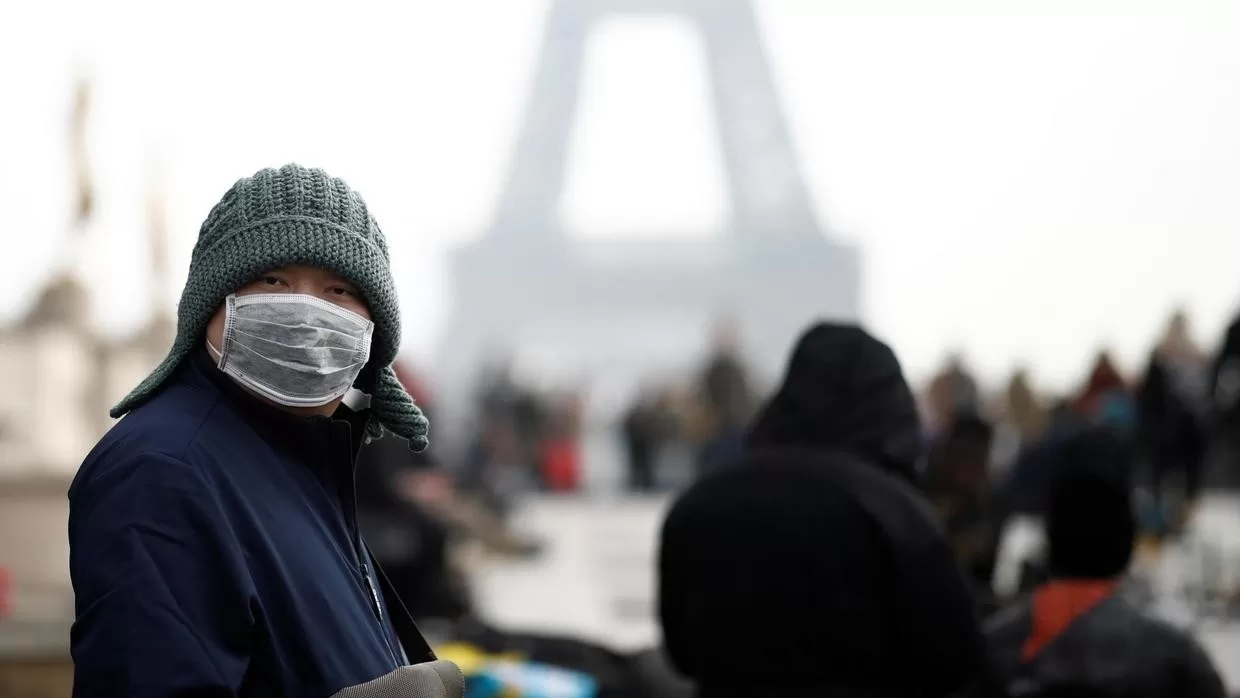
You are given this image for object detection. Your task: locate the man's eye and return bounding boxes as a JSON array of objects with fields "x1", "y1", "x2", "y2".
[
  {"x1": 261, "y1": 276, "x2": 282, "y2": 286},
  {"x1": 329, "y1": 286, "x2": 355, "y2": 297}
]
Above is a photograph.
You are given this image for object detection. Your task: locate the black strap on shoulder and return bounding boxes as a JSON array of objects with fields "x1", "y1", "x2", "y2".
[{"x1": 372, "y1": 559, "x2": 438, "y2": 665}]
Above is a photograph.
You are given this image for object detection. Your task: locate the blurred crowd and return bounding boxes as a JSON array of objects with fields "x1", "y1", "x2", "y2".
[
  {"x1": 351, "y1": 304, "x2": 1240, "y2": 698},
  {"x1": 921, "y1": 307, "x2": 1240, "y2": 605},
  {"x1": 406, "y1": 304, "x2": 1239, "y2": 543}
]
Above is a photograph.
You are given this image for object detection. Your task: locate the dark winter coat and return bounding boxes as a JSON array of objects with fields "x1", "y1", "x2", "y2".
[
  {"x1": 69, "y1": 349, "x2": 429, "y2": 697},
  {"x1": 985, "y1": 595, "x2": 1226, "y2": 698},
  {"x1": 660, "y1": 323, "x2": 991, "y2": 698}
]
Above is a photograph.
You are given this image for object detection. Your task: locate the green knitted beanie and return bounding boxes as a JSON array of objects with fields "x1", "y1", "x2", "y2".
[{"x1": 110, "y1": 164, "x2": 429, "y2": 451}]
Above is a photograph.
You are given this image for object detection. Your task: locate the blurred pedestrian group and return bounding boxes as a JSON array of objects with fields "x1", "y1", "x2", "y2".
[
  {"x1": 351, "y1": 305, "x2": 1240, "y2": 697},
  {"x1": 360, "y1": 302, "x2": 1240, "y2": 697}
]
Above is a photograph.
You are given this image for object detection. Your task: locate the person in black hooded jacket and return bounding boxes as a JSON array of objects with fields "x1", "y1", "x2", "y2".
[{"x1": 656, "y1": 323, "x2": 991, "y2": 698}]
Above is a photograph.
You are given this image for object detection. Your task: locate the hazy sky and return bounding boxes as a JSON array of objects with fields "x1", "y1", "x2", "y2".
[{"x1": 1, "y1": 0, "x2": 1238, "y2": 392}]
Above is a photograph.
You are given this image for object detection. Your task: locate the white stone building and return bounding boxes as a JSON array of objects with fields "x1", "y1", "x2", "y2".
[{"x1": 0, "y1": 79, "x2": 176, "y2": 630}]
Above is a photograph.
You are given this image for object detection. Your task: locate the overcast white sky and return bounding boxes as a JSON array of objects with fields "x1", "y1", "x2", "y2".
[{"x1": 1, "y1": 0, "x2": 1238, "y2": 392}]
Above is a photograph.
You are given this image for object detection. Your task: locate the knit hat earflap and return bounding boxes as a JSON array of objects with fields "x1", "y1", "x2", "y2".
[
  {"x1": 110, "y1": 164, "x2": 429, "y2": 451},
  {"x1": 367, "y1": 365, "x2": 429, "y2": 449}
]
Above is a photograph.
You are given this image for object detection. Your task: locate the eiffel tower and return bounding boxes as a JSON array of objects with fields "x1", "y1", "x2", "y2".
[{"x1": 437, "y1": 0, "x2": 860, "y2": 414}]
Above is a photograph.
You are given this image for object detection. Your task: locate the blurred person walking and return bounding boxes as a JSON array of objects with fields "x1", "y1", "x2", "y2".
[
  {"x1": 68, "y1": 165, "x2": 453, "y2": 697},
  {"x1": 467, "y1": 358, "x2": 547, "y2": 493},
  {"x1": 356, "y1": 434, "x2": 474, "y2": 628},
  {"x1": 1136, "y1": 310, "x2": 1210, "y2": 534},
  {"x1": 693, "y1": 320, "x2": 758, "y2": 477},
  {"x1": 925, "y1": 353, "x2": 983, "y2": 436},
  {"x1": 1073, "y1": 351, "x2": 1135, "y2": 431},
  {"x1": 1005, "y1": 369, "x2": 1050, "y2": 445},
  {"x1": 985, "y1": 428, "x2": 1226, "y2": 698},
  {"x1": 1208, "y1": 306, "x2": 1240, "y2": 489},
  {"x1": 540, "y1": 389, "x2": 585, "y2": 493},
  {"x1": 924, "y1": 414, "x2": 1004, "y2": 604},
  {"x1": 622, "y1": 384, "x2": 680, "y2": 492},
  {"x1": 656, "y1": 323, "x2": 992, "y2": 698},
  {"x1": 988, "y1": 369, "x2": 1049, "y2": 486}
]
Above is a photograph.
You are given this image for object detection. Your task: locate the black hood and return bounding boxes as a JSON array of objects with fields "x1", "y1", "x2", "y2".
[
  {"x1": 1045, "y1": 427, "x2": 1136, "y2": 579},
  {"x1": 747, "y1": 323, "x2": 923, "y2": 480}
]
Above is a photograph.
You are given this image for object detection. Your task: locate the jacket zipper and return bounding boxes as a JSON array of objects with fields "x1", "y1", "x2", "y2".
[
  {"x1": 342, "y1": 435, "x2": 401, "y2": 668},
  {"x1": 357, "y1": 540, "x2": 401, "y2": 667}
]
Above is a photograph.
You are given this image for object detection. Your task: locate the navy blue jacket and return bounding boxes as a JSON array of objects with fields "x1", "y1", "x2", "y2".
[{"x1": 69, "y1": 350, "x2": 412, "y2": 697}]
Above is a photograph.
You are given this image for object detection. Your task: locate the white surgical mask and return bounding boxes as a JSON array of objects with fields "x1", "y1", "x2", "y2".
[{"x1": 207, "y1": 293, "x2": 374, "y2": 408}]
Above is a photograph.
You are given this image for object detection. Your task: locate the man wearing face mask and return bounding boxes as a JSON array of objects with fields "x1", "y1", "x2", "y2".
[{"x1": 68, "y1": 165, "x2": 459, "y2": 697}]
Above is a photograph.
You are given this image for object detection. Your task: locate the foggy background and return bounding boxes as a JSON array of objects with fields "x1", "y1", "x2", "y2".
[{"x1": 3, "y1": 0, "x2": 1239, "y2": 388}]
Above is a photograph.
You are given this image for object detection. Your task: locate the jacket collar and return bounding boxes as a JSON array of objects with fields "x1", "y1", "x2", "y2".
[{"x1": 186, "y1": 346, "x2": 371, "y2": 471}]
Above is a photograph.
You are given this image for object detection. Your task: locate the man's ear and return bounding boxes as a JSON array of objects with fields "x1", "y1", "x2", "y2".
[{"x1": 204, "y1": 305, "x2": 228, "y2": 357}]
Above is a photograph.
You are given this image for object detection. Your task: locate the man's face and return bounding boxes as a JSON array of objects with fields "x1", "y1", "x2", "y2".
[{"x1": 205, "y1": 265, "x2": 371, "y2": 414}]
